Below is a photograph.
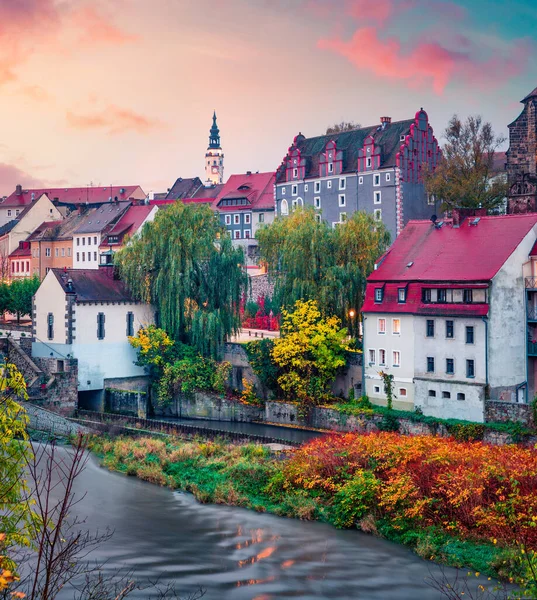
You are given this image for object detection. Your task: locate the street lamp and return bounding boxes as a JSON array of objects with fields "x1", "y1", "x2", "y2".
[{"x1": 348, "y1": 309, "x2": 356, "y2": 319}]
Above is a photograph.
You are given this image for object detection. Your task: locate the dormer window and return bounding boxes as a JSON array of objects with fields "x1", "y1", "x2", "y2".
[
  {"x1": 293, "y1": 168, "x2": 298, "y2": 178},
  {"x1": 463, "y1": 289, "x2": 473, "y2": 303},
  {"x1": 328, "y1": 163, "x2": 333, "y2": 173},
  {"x1": 375, "y1": 288, "x2": 383, "y2": 303},
  {"x1": 398, "y1": 288, "x2": 406, "y2": 303},
  {"x1": 366, "y1": 157, "x2": 372, "y2": 168}
]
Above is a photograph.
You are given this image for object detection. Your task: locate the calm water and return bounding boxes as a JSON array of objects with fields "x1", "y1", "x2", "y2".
[{"x1": 43, "y1": 450, "x2": 494, "y2": 600}]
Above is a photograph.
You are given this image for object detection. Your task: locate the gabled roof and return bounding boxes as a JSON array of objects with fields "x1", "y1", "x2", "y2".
[
  {"x1": 28, "y1": 214, "x2": 86, "y2": 242},
  {"x1": 1, "y1": 185, "x2": 145, "y2": 208},
  {"x1": 51, "y1": 268, "x2": 136, "y2": 303},
  {"x1": 213, "y1": 172, "x2": 275, "y2": 211},
  {"x1": 0, "y1": 220, "x2": 18, "y2": 237},
  {"x1": 368, "y1": 214, "x2": 537, "y2": 283},
  {"x1": 73, "y1": 202, "x2": 131, "y2": 235},
  {"x1": 522, "y1": 86, "x2": 537, "y2": 103},
  {"x1": 276, "y1": 119, "x2": 413, "y2": 183},
  {"x1": 100, "y1": 204, "x2": 155, "y2": 245},
  {"x1": 165, "y1": 177, "x2": 203, "y2": 200},
  {"x1": 9, "y1": 244, "x2": 31, "y2": 258}
]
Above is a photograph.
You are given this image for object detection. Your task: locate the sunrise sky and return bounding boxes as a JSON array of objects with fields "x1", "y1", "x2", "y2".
[{"x1": 0, "y1": 0, "x2": 535, "y2": 196}]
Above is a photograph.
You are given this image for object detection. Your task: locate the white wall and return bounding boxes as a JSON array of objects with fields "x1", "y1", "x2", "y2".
[
  {"x1": 363, "y1": 313, "x2": 415, "y2": 409},
  {"x1": 72, "y1": 234, "x2": 101, "y2": 269},
  {"x1": 33, "y1": 271, "x2": 67, "y2": 344},
  {"x1": 415, "y1": 378, "x2": 485, "y2": 422},
  {"x1": 9, "y1": 195, "x2": 62, "y2": 254}
]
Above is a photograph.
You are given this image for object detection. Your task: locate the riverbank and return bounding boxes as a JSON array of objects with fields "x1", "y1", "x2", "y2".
[{"x1": 88, "y1": 430, "x2": 537, "y2": 590}]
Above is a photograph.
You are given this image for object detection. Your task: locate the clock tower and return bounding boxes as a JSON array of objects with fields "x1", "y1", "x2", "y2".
[{"x1": 205, "y1": 111, "x2": 224, "y2": 186}]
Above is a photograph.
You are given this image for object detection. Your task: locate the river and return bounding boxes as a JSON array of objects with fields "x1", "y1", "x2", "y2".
[{"x1": 41, "y1": 449, "x2": 493, "y2": 600}]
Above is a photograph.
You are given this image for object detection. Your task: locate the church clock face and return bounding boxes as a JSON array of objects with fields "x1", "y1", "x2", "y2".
[{"x1": 211, "y1": 166, "x2": 219, "y2": 174}]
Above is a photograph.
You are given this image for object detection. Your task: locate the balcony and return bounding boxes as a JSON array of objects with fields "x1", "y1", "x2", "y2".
[
  {"x1": 528, "y1": 306, "x2": 537, "y2": 321},
  {"x1": 526, "y1": 277, "x2": 537, "y2": 289},
  {"x1": 528, "y1": 341, "x2": 537, "y2": 356}
]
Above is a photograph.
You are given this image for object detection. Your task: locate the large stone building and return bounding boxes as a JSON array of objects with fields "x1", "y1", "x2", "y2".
[
  {"x1": 507, "y1": 86, "x2": 537, "y2": 214},
  {"x1": 361, "y1": 213, "x2": 537, "y2": 422},
  {"x1": 274, "y1": 109, "x2": 441, "y2": 241}
]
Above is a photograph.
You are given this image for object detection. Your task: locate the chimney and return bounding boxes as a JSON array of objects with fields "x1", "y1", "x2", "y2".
[
  {"x1": 380, "y1": 116, "x2": 391, "y2": 130},
  {"x1": 246, "y1": 171, "x2": 252, "y2": 176},
  {"x1": 452, "y1": 209, "x2": 460, "y2": 228},
  {"x1": 16, "y1": 184, "x2": 22, "y2": 196}
]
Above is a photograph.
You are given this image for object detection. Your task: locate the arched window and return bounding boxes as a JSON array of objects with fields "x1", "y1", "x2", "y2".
[
  {"x1": 297, "y1": 197, "x2": 304, "y2": 206},
  {"x1": 281, "y1": 199, "x2": 289, "y2": 215}
]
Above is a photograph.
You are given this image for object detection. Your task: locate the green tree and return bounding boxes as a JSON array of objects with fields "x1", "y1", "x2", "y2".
[
  {"x1": 117, "y1": 203, "x2": 247, "y2": 358},
  {"x1": 326, "y1": 121, "x2": 361, "y2": 134},
  {"x1": 6, "y1": 277, "x2": 40, "y2": 324},
  {"x1": 271, "y1": 299, "x2": 348, "y2": 404},
  {"x1": 257, "y1": 208, "x2": 390, "y2": 337},
  {"x1": 423, "y1": 114, "x2": 508, "y2": 213}
]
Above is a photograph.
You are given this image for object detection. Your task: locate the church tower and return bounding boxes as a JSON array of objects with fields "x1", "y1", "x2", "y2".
[{"x1": 205, "y1": 111, "x2": 224, "y2": 186}]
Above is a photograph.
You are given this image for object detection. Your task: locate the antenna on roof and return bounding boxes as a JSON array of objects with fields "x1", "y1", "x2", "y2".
[{"x1": 469, "y1": 217, "x2": 481, "y2": 226}]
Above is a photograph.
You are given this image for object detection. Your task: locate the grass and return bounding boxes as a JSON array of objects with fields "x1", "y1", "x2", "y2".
[{"x1": 88, "y1": 433, "x2": 523, "y2": 583}]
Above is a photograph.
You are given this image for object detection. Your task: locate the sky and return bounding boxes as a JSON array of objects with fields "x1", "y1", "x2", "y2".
[{"x1": 0, "y1": 0, "x2": 536, "y2": 196}]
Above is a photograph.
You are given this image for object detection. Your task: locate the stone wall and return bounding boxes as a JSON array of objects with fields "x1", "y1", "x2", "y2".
[
  {"x1": 25, "y1": 403, "x2": 90, "y2": 436},
  {"x1": 485, "y1": 400, "x2": 534, "y2": 426},
  {"x1": 105, "y1": 388, "x2": 147, "y2": 418},
  {"x1": 32, "y1": 357, "x2": 78, "y2": 408},
  {"x1": 248, "y1": 273, "x2": 274, "y2": 301}
]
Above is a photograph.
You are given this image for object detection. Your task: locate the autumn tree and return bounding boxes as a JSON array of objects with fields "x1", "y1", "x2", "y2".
[
  {"x1": 116, "y1": 203, "x2": 247, "y2": 358},
  {"x1": 257, "y1": 208, "x2": 390, "y2": 337},
  {"x1": 423, "y1": 114, "x2": 508, "y2": 213},
  {"x1": 271, "y1": 300, "x2": 348, "y2": 403},
  {"x1": 326, "y1": 121, "x2": 361, "y2": 134}
]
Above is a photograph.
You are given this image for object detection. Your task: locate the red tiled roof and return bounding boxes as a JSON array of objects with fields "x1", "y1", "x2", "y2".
[
  {"x1": 213, "y1": 172, "x2": 275, "y2": 211},
  {"x1": 362, "y1": 283, "x2": 489, "y2": 316},
  {"x1": 1, "y1": 185, "x2": 145, "y2": 208},
  {"x1": 9, "y1": 246, "x2": 31, "y2": 258},
  {"x1": 100, "y1": 205, "x2": 155, "y2": 246},
  {"x1": 368, "y1": 215, "x2": 537, "y2": 283}
]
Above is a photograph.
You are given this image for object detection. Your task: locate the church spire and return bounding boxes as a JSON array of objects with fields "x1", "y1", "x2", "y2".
[{"x1": 209, "y1": 110, "x2": 220, "y2": 149}]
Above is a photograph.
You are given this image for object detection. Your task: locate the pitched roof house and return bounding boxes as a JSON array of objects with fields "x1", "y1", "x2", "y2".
[{"x1": 361, "y1": 214, "x2": 537, "y2": 422}]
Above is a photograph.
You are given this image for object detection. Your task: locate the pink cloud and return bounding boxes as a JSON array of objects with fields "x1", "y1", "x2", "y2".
[
  {"x1": 318, "y1": 27, "x2": 531, "y2": 94},
  {"x1": 0, "y1": 162, "x2": 47, "y2": 196},
  {"x1": 66, "y1": 105, "x2": 164, "y2": 135},
  {"x1": 70, "y1": 6, "x2": 140, "y2": 45},
  {"x1": 346, "y1": 0, "x2": 399, "y2": 24}
]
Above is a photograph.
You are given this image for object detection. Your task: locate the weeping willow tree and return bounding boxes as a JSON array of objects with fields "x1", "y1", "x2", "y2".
[
  {"x1": 116, "y1": 203, "x2": 247, "y2": 358},
  {"x1": 257, "y1": 208, "x2": 390, "y2": 338}
]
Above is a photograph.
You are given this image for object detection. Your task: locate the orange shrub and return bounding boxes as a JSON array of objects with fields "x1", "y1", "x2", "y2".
[{"x1": 283, "y1": 432, "x2": 537, "y2": 546}]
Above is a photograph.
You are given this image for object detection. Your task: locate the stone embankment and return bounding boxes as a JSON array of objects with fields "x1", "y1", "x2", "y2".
[{"x1": 25, "y1": 403, "x2": 90, "y2": 437}]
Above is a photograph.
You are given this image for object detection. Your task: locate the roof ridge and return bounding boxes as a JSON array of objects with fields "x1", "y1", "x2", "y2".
[{"x1": 296, "y1": 118, "x2": 414, "y2": 143}]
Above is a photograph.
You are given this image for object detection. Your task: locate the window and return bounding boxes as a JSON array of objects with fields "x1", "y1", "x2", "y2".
[
  {"x1": 292, "y1": 185, "x2": 298, "y2": 196},
  {"x1": 76, "y1": 252, "x2": 79, "y2": 261},
  {"x1": 327, "y1": 180, "x2": 332, "y2": 189},
  {"x1": 94, "y1": 252, "x2": 97, "y2": 261},
  {"x1": 398, "y1": 288, "x2": 406, "y2": 303},
  {"x1": 400, "y1": 134, "x2": 406, "y2": 142},
  {"x1": 446, "y1": 320, "x2": 454, "y2": 339},
  {"x1": 442, "y1": 391, "x2": 451, "y2": 399},
  {"x1": 359, "y1": 176, "x2": 363, "y2": 184},
  {"x1": 15, "y1": 210, "x2": 19, "y2": 216},
  {"x1": 67, "y1": 248, "x2": 71, "y2": 257},
  {"x1": 399, "y1": 388, "x2": 407, "y2": 397},
  {"x1": 427, "y1": 357, "x2": 435, "y2": 373},
  {"x1": 7, "y1": 210, "x2": 11, "y2": 217},
  {"x1": 233, "y1": 214, "x2": 240, "y2": 225},
  {"x1": 61, "y1": 247, "x2": 65, "y2": 257},
  {"x1": 427, "y1": 193, "x2": 436, "y2": 206},
  {"x1": 314, "y1": 181, "x2": 321, "y2": 193},
  {"x1": 47, "y1": 313, "x2": 54, "y2": 340},
  {"x1": 339, "y1": 194, "x2": 346, "y2": 207},
  {"x1": 282, "y1": 187, "x2": 286, "y2": 195},
  {"x1": 339, "y1": 178, "x2": 346, "y2": 190},
  {"x1": 379, "y1": 349, "x2": 386, "y2": 366},
  {"x1": 463, "y1": 289, "x2": 473, "y2": 303},
  {"x1": 378, "y1": 318, "x2": 386, "y2": 334},
  {"x1": 466, "y1": 359, "x2": 475, "y2": 378},
  {"x1": 259, "y1": 213, "x2": 264, "y2": 223},
  {"x1": 82, "y1": 237, "x2": 85, "y2": 246},
  {"x1": 446, "y1": 358, "x2": 454, "y2": 374},
  {"x1": 244, "y1": 214, "x2": 251, "y2": 225},
  {"x1": 368, "y1": 349, "x2": 376, "y2": 364},
  {"x1": 373, "y1": 173, "x2": 380, "y2": 186},
  {"x1": 392, "y1": 351, "x2": 401, "y2": 367},
  {"x1": 386, "y1": 173, "x2": 391, "y2": 182},
  {"x1": 87, "y1": 237, "x2": 91, "y2": 245},
  {"x1": 234, "y1": 231, "x2": 241, "y2": 239},
  {"x1": 374, "y1": 191, "x2": 382, "y2": 204},
  {"x1": 281, "y1": 199, "x2": 289, "y2": 215},
  {"x1": 225, "y1": 215, "x2": 231, "y2": 225},
  {"x1": 25, "y1": 261, "x2": 29, "y2": 271},
  {"x1": 126, "y1": 312, "x2": 134, "y2": 337},
  {"x1": 328, "y1": 163, "x2": 333, "y2": 173},
  {"x1": 97, "y1": 313, "x2": 105, "y2": 340},
  {"x1": 466, "y1": 326, "x2": 474, "y2": 344},
  {"x1": 304, "y1": 184, "x2": 308, "y2": 192},
  {"x1": 45, "y1": 248, "x2": 51, "y2": 257},
  {"x1": 375, "y1": 288, "x2": 383, "y2": 303},
  {"x1": 244, "y1": 230, "x2": 251, "y2": 239},
  {"x1": 314, "y1": 197, "x2": 321, "y2": 209},
  {"x1": 437, "y1": 289, "x2": 447, "y2": 303},
  {"x1": 374, "y1": 386, "x2": 380, "y2": 394},
  {"x1": 82, "y1": 252, "x2": 85, "y2": 261},
  {"x1": 293, "y1": 168, "x2": 298, "y2": 178},
  {"x1": 76, "y1": 238, "x2": 80, "y2": 246},
  {"x1": 428, "y1": 390, "x2": 436, "y2": 397},
  {"x1": 374, "y1": 209, "x2": 382, "y2": 221},
  {"x1": 315, "y1": 214, "x2": 322, "y2": 223},
  {"x1": 392, "y1": 318, "x2": 400, "y2": 334},
  {"x1": 55, "y1": 248, "x2": 59, "y2": 257},
  {"x1": 339, "y1": 212, "x2": 347, "y2": 222},
  {"x1": 426, "y1": 319, "x2": 434, "y2": 337},
  {"x1": 422, "y1": 289, "x2": 431, "y2": 303},
  {"x1": 366, "y1": 157, "x2": 372, "y2": 168},
  {"x1": 11, "y1": 263, "x2": 14, "y2": 274},
  {"x1": 94, "y1": 236, "x2": 97, "y2": 245},
  {"x1": 457, "y1": 393, "x2": 466, "y2": 401}
]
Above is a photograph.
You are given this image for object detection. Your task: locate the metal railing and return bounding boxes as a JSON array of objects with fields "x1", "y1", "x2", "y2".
[
  {"x1": 526, "y1": 277, "x2": 537, "y2": 289},
  {"x1": 73, "y1": 410, "x2": 304, "y2": 447},
  {"x1": 528, "y1": 306, "x2": 537, "y2": 320}
]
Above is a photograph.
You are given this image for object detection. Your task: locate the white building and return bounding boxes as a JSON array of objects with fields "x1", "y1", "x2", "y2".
[
  {"x1": 362, "y1": 213, "x2": 537, "y2": 422},
  {"x1": 32, "y1": 267, "x2": 154, "y2": 409}
]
